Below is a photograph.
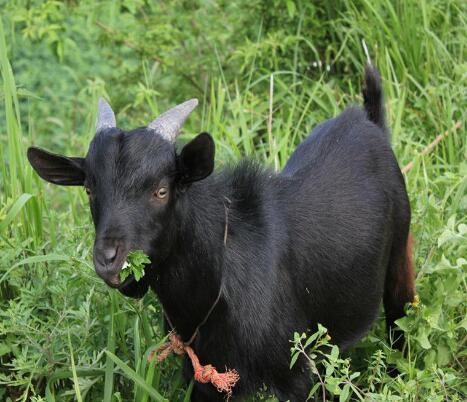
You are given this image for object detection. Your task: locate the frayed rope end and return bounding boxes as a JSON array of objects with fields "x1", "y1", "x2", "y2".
[{"x1": 149, "y1": 333, "x2": 240, "y2": 399}]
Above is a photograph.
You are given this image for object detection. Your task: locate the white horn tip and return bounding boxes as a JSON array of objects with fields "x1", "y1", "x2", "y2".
[
  {"x1": 186, "y1": 98, "x2": 199, "y2": 107},
  {"x1": 147, "y1": 98, "x2": 199, "y2": 141},
  {"x1": 96, "y1": 97, "x2": 116, "y2": 131},
  {"x1": 98, "y1": 97, "x2": 112, "y2": 110},
  {"x1": 177, "y1": 98, "x2": 199, "y2": 114}
]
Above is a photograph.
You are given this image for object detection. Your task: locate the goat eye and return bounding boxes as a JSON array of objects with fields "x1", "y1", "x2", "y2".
[
  {"x1": 155, "y1": 187, "x2": 168, "y2": 199},
  {"x1": 85, "y1": 187, "x2": 91, "y2": 196}
]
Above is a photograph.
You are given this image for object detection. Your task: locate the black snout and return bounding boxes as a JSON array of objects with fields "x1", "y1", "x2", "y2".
[{"x1": 93, "y1": 239, "x2": 126, "y2": 288}]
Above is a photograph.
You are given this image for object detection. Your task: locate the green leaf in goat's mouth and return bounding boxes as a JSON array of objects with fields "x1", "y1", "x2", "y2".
[{"x1": 120, "y1": 250, "x2": 150, "y2": 282}]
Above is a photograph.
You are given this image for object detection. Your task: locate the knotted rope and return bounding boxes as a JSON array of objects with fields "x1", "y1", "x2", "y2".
[
  {"x1": 148, "y1": 288, "x2": 239, "y2": 398},
  {"x1": 148, "y1": 333, "x2": 240, "y2": 398}
]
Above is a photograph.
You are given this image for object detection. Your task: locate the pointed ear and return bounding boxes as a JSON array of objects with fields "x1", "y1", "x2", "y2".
[
  {"x1": 178, "y1": 133, "x2": 215, "y2": 184},
  {"x1": 27, "y1": 147, "x2": 85, "y2": 186}
]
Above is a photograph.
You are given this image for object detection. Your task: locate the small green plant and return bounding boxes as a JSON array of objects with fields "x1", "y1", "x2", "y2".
[
  {"x1": 120, "y1": 250, "x2": 150, "y2": 282},
  {"x1": 291, "y1": 324, "x2": 363, "y2": 401}
]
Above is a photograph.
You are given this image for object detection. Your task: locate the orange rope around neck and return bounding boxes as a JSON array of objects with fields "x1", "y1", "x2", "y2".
[{"x1": 149, "y1": 333, "x2": 240, "y2": 398}]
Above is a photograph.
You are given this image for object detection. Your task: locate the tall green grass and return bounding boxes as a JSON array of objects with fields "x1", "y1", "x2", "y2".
[{"x1": 0, "y1": 19, "x2": 43, "y2": 246}]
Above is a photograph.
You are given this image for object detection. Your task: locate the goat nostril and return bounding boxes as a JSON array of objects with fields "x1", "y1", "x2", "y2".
[{"x1": 103, "y1": 246, "x2": 118, "y2": 264}]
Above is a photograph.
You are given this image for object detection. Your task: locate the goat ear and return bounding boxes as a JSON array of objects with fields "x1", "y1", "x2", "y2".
[
  {"x1": 178, "y1": 133, "x2": 215, "y2": 184},
  {"x1": 27, "y1": 147, "x2": 85, "y2": 186}
]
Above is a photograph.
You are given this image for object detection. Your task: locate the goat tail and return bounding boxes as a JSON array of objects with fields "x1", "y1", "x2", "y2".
[{"x1": 363, "y1": 64, "x2": 387, "y2": 134}]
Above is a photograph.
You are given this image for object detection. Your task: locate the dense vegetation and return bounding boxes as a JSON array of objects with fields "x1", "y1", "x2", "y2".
[{"x1": 0, "y1": 0, "x2": 465, "y2": 400}]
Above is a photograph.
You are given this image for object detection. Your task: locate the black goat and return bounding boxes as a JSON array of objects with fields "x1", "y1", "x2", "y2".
[{"x1": 27, "y1": 65, "x2": 415, "y2": 401}]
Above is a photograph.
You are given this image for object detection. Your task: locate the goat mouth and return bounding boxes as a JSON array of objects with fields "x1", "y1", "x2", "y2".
[
  {"x1": 104, "y1": 272, "x2": 134, "y2": 289},
  {"x1": 109, "y1": 255, "x2": 149, "y2": 290},
  {"x1": 104, "y1": 272, "x2": 125, "y2": 289},
  {"x1": 100, "y1": 251, "x2": 130, "y2": 289},
  {"x1": 97, "y1": 249, "x2": 150, "y2": 290}
]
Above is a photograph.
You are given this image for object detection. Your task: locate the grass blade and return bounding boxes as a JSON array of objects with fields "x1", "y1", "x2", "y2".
[
  {"x1": 0, "y1": 193, "x2": 32, "y2": 233},
  {"x1": 67, "y1": 332, "x2": 83, "y2": 402},
  {"x1": 103, "y1": 291, "x2": 117, "y2": 402},
  {"x1": 104, "y1": 350, "x2": 168, "y2": 402}
]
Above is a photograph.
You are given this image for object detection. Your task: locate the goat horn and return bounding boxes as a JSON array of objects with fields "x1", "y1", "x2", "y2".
[
  {"x1": 148, "y1": 98, "x2": 198, "y2": 142},
  {"x1": 96, "y1": 98, "x2": 116, "y2": 132}
]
